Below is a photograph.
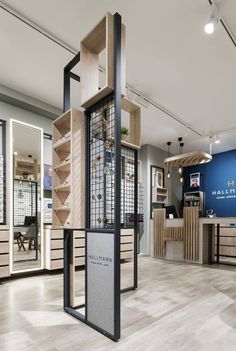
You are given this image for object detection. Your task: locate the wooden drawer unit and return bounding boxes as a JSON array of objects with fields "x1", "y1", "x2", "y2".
[
  {"x1": 0, "y1": 231, "x2": 9, "y2": 241},
  {"x1": 120, "y1": 228, "x2": 134, "y2": 261},
  {"x1": 47, "y1": 229, "x2": 85, "y2": 270},
  {"x1": 0, "y1": 266, "x2": 9, "y2": 278},
  {"x1": 0, "y1": 242, "x2": 9, "y2": 254},
  {"x1": 0, "y1": 229, "x2": 10, "y2": 279}
]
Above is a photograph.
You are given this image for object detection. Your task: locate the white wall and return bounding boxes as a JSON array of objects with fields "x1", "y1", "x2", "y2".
[
  {"x1": 0, "y1": 101, "x2": 52, "y2": 134},
  {"x1": 139, "y1": 144, "x2": 182, "y2": 255}
]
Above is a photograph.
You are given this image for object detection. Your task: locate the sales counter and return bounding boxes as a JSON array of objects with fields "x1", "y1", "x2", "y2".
[{"x1": 150, "y1": 208, "x2": 236, "y2": 265}]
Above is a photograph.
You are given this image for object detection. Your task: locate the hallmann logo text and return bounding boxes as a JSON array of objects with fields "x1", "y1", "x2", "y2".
[
  {"x1": 212, "y1": 180, "x2": 236, "y2": 199},
  {"x1": 88, "y1": 254, "x2": 112, "y2": 263}
]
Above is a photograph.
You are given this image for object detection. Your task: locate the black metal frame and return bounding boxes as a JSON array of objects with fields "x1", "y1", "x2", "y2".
[
  {"x1": 62, "y1": 12, "x2": 138, "y2": 342},
  {"x1": 150, "y1": 165, "x2": 165, "y2": 219},
  {"x1": 13, "y1": 179, "x2": 39, "y2": 262},
  {"x1": 0, "y1": 119, "x2": 6, "y2": 225}
]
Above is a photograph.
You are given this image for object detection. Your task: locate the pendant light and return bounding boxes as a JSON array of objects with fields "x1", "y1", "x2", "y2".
[
  {"x1": 178, "y1": 137, "x2": 183, "y2": 174},
  {"x1": 167, "y1": 142, "x2": 171, "y2": 179},
  {"x1": 178, "y1": 138, "x2": 184, "y2": 184}
]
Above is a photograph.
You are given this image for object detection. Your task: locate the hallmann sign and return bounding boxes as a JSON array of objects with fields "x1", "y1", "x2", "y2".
[{"x1": 211, "y1": 180, "x2": 236, "y2": 200}]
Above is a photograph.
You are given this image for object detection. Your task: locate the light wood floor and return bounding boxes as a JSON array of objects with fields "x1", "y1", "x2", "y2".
[{"x1": 1, "y1": 256, "x2": 236, "y2": 350}]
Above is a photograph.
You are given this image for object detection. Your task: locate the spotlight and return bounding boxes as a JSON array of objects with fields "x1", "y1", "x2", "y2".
[
  {"x1": 180, "y1": 176, "x2": 184, "y2": 184},
  {"x1": 204, "y1": 20, "x2": 215, "y2": 34},
  {"x1": 204, "y1": 3, "x2": 219, "y2": 35}
]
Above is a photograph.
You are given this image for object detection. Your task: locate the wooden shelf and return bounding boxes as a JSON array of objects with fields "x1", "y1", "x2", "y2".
[
  {"x1": 53, "y1": 138, "x2": 71, "y2": 152},
  {"x1": 52, "y1": 108, "x2": 85, "y2": 229},
  {"x1": 54, "y1": 206, "x2": 71, "y2": 212},
  {"x1": 80, "y1": 12, "x2": 126, "y2": 108},
  {"x1": 156, "y1": 193, "x2": 168, "y2": 197},
  {"x1": 121, "y1": 97, "x2": 141, "y2": 148},
  {"x1": 54, "y1": 184, "x2": 71, "y2": 192},
  {"x1": 54, "y1": 161, "x2": 71, "y2": 172},
  {"x1": 121, "y1": 140, "x2": 140, "y2": 150}
]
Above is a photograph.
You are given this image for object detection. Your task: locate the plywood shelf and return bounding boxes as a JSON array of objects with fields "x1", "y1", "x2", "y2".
[
  {"x1": 53, "y1": 138, "x2": 71, "y2": 152},
  {"x1": 54, "y1": 206, "x2": 71, "y2": 212},
  {"x1": 54, "y1": 184, "x2": 71, "y2": 192},
  {"x1": 54, "y1": 161, "x2": 71, "y2": 172},
  {"x1": 52, "y1": 108, "x2": 85, "y2": 229},
  {"x1": 121, "y1": 140, "x2": 140, "y2": 150}
]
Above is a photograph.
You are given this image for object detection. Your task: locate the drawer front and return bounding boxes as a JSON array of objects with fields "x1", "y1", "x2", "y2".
[
  {"x1": 51, "y1": 239, "x2": 63, "y2": 249},
  {"x1": 51, "y1": 230, "x2": 63, "y2": 239},
  {"x1": 0, "y1": 266, "x2": 9, "y2": 278},
  {"x1": 121, "y1": 243, "x2": 133, "y2": 251},
  {"x1": 121, "y1": 235, "x2": 134, "y2": 244},
  {"x1": 0, "y1": 254, "x2": 9, "y2": 266},
  {"x1": 75, "y1": 238, "x2": 85, "y2": 247},
  {"x1": 74, "y1": 230, "x2": 85, "y2": 239},
  {"x1": 75, "y1": 257, "x2": 85, "y2": 266},
  {"x1": 121, "y1": 251, "x2": 133, "y2": 260},
  {"x1": 51, "y1": 249, "x2": 64, "y2": 260},
  {"x1": 0, "y1": 231, "x2": 9, "y2": 242},
  {"x1": 50, "y1": 259, "x2": 63, "y2": 270},
  {"x1": 121, "y1": 229, "x2": 134, "y2": 236},
  {"x1": 0, "y1": 243, "x2": 9, "y2": 254},
  {"x1": 75, "y1": 247, "x2": 85, "y2": 257}
]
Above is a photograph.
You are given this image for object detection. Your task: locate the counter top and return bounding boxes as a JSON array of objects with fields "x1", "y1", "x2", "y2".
[{"x1": 200, "y1": 217, "x2": 236, "y2": 225}]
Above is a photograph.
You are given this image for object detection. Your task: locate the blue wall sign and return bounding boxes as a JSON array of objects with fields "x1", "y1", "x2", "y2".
[{"x1": 183, "y1": 150, "x2": 236, "y2": 217}]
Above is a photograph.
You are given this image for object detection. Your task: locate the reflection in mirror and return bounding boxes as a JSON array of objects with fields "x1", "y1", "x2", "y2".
[{"x1": 11, "y1": 121, "x2": 43, "y2": 272}]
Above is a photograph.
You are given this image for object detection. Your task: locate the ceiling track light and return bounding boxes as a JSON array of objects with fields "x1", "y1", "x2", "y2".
[{"x1": 205, "y1": 2, "x2": 220, "y2": 35}]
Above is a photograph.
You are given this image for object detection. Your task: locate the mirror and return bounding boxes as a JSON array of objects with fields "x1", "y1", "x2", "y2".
[{"x1": 10, "y1": 120, "x2": 43, "y2": 272}]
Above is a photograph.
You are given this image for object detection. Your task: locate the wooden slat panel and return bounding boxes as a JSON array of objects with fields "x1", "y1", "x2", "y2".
[
  {"x1": 0, "y1": 243, "x2": 9, "y2": 254},
  {"x1": 154, "y1": 209, "x2": 166, "y2": 257},
  {"x1": 0, "y1": 231, "x2": 9, "y2": 241},
  {"x1": 183, "y1": 207, "x2": 199, "y2": 261}
]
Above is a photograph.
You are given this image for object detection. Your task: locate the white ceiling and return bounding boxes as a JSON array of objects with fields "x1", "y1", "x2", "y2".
[{"x1": 1, "y1": 0, "x2": 236, "y2": 154}]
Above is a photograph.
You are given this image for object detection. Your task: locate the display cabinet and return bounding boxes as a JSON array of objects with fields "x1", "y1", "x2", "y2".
[
  {"x1": 52, "y1": 108, "x2": 85, "y2": 229},
  {"x1": 184, "y1": 191, "x2": 204, "y2": 216}
]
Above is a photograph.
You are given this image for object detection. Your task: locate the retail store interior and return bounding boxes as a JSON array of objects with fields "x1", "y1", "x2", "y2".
[{"x1": 1, "y1": 1, "x2": 236, "y2": 350}]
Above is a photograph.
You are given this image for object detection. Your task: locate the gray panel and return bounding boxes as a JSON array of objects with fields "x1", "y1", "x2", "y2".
[{"x1": 87, "y1": 232, "x2": 114, "y2": 335}]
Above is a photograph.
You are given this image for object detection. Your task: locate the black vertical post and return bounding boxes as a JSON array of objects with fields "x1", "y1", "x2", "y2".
[
  {"x1": 216, "y1": 224, "x2": 220, "y2": 263},
  {"x1": 114, "y1": 12, "x2": 121, "y2": 341},
  {"x1": 63, "y1": 68, "x2": 70, "y2": 113},
  {"x1": 64, "y1": 229, "x2": 71, "y2": 308},
  {"x1": 35, "y1": 182, "x2": 38, "y2": 260},
  {"x1": 134, "y1": 150, "x2": 138, "y2": 289}
]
